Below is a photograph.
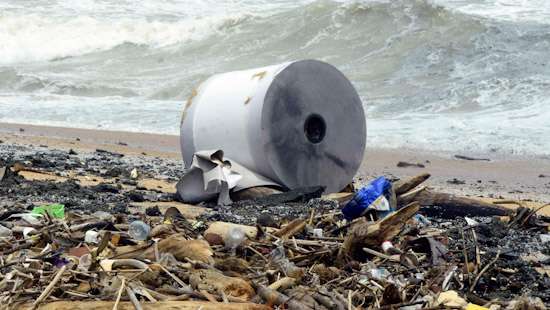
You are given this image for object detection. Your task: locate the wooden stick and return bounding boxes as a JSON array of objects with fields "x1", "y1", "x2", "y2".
[
  {"x1": 393, "y1": 173, "x2": 431, "y2": 195},
  {"x1": 362, "y1": 247, "x2": 399, "y2": 262},
  {"x1": 31, "y1": 264, "x2": 67, "y2": 310},
  {"x1": 470, "y1": 250, "x2": 501, "y2": 293},
  {"x1": 460, "y1": 228, "x2": 471, "y2": 285},
  {"x1": 399, "y1": 190, "x2": 510, "y2": 217},
  {"x1": 112, "y1": 277, "x2": 126, "y2": 310},
  {"x1": 125, "y1": 286, "x2": 143, "y2": 310}
]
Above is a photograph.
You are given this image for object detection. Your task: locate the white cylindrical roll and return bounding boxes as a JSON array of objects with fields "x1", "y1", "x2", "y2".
[{"x1": 180, "y1": 60, "x2": 366, "y2": 193}]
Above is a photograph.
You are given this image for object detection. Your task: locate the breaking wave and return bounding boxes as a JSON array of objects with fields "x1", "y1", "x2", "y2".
[{"x1": 1, "y1": 0, "x2": 549, "y2": 155}]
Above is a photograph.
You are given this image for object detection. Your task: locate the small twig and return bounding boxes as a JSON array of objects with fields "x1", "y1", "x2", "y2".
[
  {"x1": 31, "y1": 264, "x2": 67, "y2": 310},
  {"x1": 247, "y1": 245, "x2": 268, "y2": 262},
  {"x1": 521, "y1": 203, "x2": 550, "y2": 226},
  {"x1": 362, "y1": 247, "x2": 399, "y2": 262},
  {"x1": 460, "y1": 228, "x2": 471, "y2": 285},
  {"x1": 112, "y1": 277, "x2": 126, "y2": 310},
  {"x1": 470, "y1": 250, "x2": 501, "y2": 293},
  {"x1": 156, "y1": 264, "x2": 193, "y2": 293}
]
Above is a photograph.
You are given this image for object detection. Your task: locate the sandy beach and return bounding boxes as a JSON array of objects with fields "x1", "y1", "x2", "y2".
[{"x1": 1, "y1": 122, "x2": 549, "y2": 204}]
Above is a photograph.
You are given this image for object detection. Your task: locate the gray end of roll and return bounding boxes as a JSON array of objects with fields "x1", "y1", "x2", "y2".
[{"x1": 261, "y1": 60, "x2": 366, "y2": 193}]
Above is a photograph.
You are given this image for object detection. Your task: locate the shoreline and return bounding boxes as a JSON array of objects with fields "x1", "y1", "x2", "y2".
[{"x1": 1, "y1": 122, "x2": 549, "y2": 203}]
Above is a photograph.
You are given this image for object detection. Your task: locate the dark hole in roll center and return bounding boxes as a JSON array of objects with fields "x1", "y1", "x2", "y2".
[{"x1": 304, "y1": 114, "x2": 326, "y2": 144}]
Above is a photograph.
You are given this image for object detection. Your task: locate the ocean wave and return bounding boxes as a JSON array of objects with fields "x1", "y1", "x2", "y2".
[
  {"x1": 0, "y1": 68, "x2": 138, "y2": 97},
  {"x1": 1, "y1": 0, "x2": 549, "y2": 155},
  {"x1": 0, "y1": 12, "x2": 255, "y2": 64}
]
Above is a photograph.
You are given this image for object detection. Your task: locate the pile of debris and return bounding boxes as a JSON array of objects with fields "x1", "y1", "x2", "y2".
[{"x1": 1, "y1": 145, "x2": 549, "y2": 309}]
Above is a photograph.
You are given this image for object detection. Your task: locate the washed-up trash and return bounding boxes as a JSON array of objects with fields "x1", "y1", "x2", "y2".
[
  {"x1": 414, "y1": 213, "x2": 431, "y2": 226},
  {"x1": 312, "y1": 228, "x2": 323, "y2": 238},
  {"x1": 381, "y1": 240, "x2": 401, "y2": 255},
  {"x1": 176, "y1": 150, "x2": 278, "y2": 205},
  {"x1": 84, "y1": 230, "x2": 99, "y2": 244},
  {"x1": 465, "y1": 216, "x2": 480, "y2": 227},
  {"x1": 128, "y1": 220, "x2": 150, "y2": 241},
  {"x1": 23, "y1": 227, "x2": 37, "y2": 238},
  {"x1": 341, "y1": 176, "x2": 393, "y2": 221},
  {"x1": 436, "y1": 290, "x2": 468, "y2": 308},
  {"x1": 1, "y1": 143, "x2": 550, "y2": 309},
  {"x1": 465, "y1": 304, "x2": 490, "y2": 310},
  {"x1": 130, "y1": 167, "x2": 138, "y2": 179},
  {"x1": 270, "y1": 246, "x2": 304, "y2": 279},
  {"x1": 180, "y1": 60, "x2": 366, "y2": 194},
  {"x1": 32, "y1": 203, "x2": 65, "y2": 219},
  {"x1": 224, "y1": 227, "x2": 246, "y2": 253}
]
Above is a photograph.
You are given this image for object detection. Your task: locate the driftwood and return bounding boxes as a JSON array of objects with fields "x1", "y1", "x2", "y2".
[
  {"x1": 189, "y1": 269, "x2": 255, "y2": 301},
  {"x1": 339, "y1": 202, "x2": 420, "y2": 259},
  {"x1": 398, "y1": 189, "x2": 510, "y2": 217},
  {"x1": 393, "y1": 173, "x2": 431, "y2": 195},
  {"x1": 254, "y1": 284, "x2": 312, "y2": 310},
  {"x1": 113, "y1": 235, "x2": 214, "y2": 264},
  {"x1": 392, "y1": 173, "x2": 510, "y2": 217},
  {"x1": 273, "y1": 219, "x2": 306, "y2": 240}
]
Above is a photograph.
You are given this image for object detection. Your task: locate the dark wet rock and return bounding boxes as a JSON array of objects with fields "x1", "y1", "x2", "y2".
[
  {"x1": 95, "y1": 149, "x2": 124, "y2": 158},
  {"x1": 92, "y1": 183, "x2": 120, "y2": 194},
  {"x1": 103, "y1": 167, "x2": 126, "y2": 177},
  {"x1": 397, "y1": 161, "x2": 426, "y2": 168},
  {"x1": 127, "y1": 191, "x2": 146, "y2": 202},
  {"x1": 257, "y1": 213, "x2": 278, "y2": 228},
  {"x1": 447, "y1": 178, "x2": 466, "y2": 185},
  {"x1": 146, "y1": 206, "x2": 162, "y2": 216}
]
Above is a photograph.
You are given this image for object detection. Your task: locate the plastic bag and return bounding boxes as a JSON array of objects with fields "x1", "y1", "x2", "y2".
[{"x1": 342, "y1": 176, "x2": 392, "y2": 221}]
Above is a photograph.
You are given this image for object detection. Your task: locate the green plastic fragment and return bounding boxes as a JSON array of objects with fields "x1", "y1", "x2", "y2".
[{"x1": 32, "y1": 204, "x2": 65, "y2": 219}]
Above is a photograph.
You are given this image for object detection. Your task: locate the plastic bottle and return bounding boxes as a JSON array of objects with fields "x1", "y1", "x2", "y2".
[
  {"x1": 224, "y1": 227, "x2": 245, "y2": 254},
  {"x1": 270, "y1": 246, "x2": 303, "y2": 278},
  {"x1": 93, "y1": 211, "x2": 114, "y2": 222},
  {"x1": 129, "y1": 220, "x2": 150, "y2": 241},
  {"x1": 78, "y1": 254, "x2": 92, "y2": 271}
]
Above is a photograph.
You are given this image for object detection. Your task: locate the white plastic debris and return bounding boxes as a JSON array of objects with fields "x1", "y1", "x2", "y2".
[
  {"x1": 22, "y1": 227, "x2": 37, "y2": 238},
  {"x1": 312, "y1": 228, "x2": 323, "y2": 238},
  {"x1": 130, "y1": 168, "x2": 138, "y2": 179},
  {"x1": 84, "y1": 230, "x2": 100, "y2": 244},
  {"x1": 464, "y1": 217, "x2": 480, "y2": 227}
]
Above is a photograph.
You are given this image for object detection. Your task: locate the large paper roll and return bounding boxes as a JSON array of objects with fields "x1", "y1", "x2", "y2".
[{"x1": 180, "y1": 60, "x2": 366, "y2": 193}]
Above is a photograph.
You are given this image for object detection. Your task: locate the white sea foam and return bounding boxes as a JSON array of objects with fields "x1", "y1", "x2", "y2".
[{"x1": 0, "y1": 12, "x2": 255, "y2": 64}]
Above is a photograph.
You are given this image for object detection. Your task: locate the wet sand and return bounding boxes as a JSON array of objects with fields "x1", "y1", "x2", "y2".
[{"x1": 1, "y1": 122, "x2": 549, "y2": 203}]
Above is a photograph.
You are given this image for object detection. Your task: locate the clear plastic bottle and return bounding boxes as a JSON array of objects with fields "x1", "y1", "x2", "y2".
[
  {"x1": 224, "y1": 227, "x2": 245, "y2": 254},
  {"x1": 270, "y1": 246, "x2": 303, "y2": 278},
  {"x1": 128, "y1": 220, "x2": 150, "y2": 241}
]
